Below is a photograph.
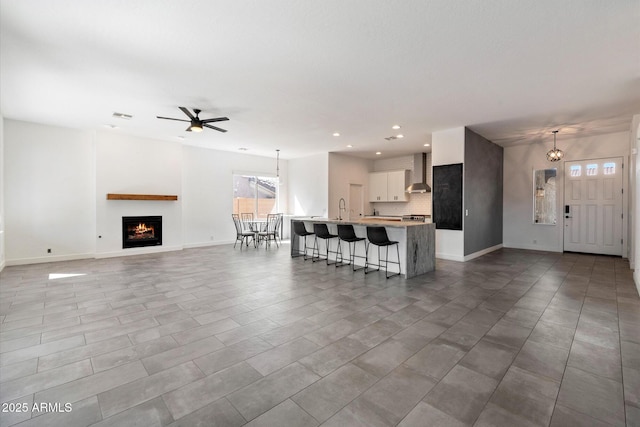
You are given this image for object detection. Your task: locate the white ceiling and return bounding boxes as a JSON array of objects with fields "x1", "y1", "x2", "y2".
[{"x1": 1, "y1": 0, "x2": 639, "y2": 160}]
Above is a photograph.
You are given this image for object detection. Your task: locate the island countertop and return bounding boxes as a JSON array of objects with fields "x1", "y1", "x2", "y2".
[
  {"x1": 299, "y1": 217, "x2": 433, "y2": 228},
  {"x1": 290, "y1": 218, "x2": 435, "y2": 278}
]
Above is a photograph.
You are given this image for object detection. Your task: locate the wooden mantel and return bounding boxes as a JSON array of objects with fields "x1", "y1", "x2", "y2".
[{"x1": 106, "y1": 193, "x2": 178, "y2": 201}]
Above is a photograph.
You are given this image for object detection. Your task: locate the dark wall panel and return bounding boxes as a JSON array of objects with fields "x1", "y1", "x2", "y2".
[
  {"x1": 464, "y1": 128, "x2": 504, "y2": 255},
  {"x1": 433, "y1": 163, "x2": 463, "y2": 230}
]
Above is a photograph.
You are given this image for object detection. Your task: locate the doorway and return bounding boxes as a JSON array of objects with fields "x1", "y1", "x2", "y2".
[
  {"x1": 349, "y1": 184, "x2": 364, "y2": 220},
  {"x1": 563, "y1": 157, "x2": 623, "y2": 255}
]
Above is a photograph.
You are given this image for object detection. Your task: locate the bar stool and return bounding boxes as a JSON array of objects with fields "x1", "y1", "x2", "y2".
[
  {"x1": 336, "y1": 224, "x2": 366, "y2": 271},
  {"x1": 312, "y1": 223, "x2": 339, "y2": 265},
  {"x1": 365, "y1": 226, "x2": 401, "y2": 279},
  {"x1": 292, "y1": 221, "x2": 314, "y2": 260}
]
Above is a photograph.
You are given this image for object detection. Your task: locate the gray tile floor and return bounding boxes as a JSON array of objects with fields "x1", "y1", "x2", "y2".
[{"x1": 0, "y1": 244, "x2": 638, "y2": 426}]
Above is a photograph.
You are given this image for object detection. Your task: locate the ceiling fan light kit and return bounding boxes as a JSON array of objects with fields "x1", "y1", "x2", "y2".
[
  {"x1": 546, "y1": 130, "x2": 564, "y2": 162},
  {"x1": 157, "y1": 107, "x2": 229, "y2": 133}
]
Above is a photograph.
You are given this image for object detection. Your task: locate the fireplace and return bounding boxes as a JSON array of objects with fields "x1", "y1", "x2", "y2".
[{"x1": 122, "y1": 216, "x2": 162, "y2": 249}]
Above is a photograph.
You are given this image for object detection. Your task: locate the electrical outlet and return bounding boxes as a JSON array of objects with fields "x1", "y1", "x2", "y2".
[{"x1": 210, "y1": 236, "x2": 214, "y2": 240}]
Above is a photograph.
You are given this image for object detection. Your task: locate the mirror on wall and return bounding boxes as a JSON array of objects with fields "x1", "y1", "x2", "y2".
[{"x1": 533, "y1": 169, "x2": 557, "y2": 225}]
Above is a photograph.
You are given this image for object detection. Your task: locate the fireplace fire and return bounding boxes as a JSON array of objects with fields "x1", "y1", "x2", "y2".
[{"x1": 122, "y1": 216, "x2": 162, "y2": 248}]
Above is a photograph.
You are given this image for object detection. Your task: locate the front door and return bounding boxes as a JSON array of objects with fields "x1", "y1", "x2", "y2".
[{"x1": 563, "y1": 157, "x2": 623, "y2": 255}]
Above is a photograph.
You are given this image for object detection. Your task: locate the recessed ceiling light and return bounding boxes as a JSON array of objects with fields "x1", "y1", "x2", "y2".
[
  {"x1": 347, "y1": 144, "x2": 353, "y2": 148},
  {"x1": 112, "y1": 112, "x2": 133, "y2": 120},
  {"x1": 376, "y1": 152, "x2": 382, "y2": 155},
  {"x1": 396, "y1": 134, "x2": 404, "y2": 139},
  {"x1": 333, "y1": 132, "x2": 340, "y2": 137},
  {"x1": 392, "y1": 125, "x2": 401, "y2": 130},
  {"x1": 424, "y1": 143, "x2": 430, "y2": 147},
  {"x1": 239, "y1": 147, "x2": 248, "y2": 151},
  {"x1": 103, "y1": 124, "x2": 118, "y2": 129}
]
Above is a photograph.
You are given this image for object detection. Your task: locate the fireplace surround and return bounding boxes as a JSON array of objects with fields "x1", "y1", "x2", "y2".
[{"x1": 122, "y1": 216, "x2": 162, "y2": 249}]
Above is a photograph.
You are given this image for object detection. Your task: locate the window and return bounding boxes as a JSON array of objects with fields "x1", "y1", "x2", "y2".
[
  {"x1": 570, "y1": 165, "x2": 581, "y2": 177},
  {"x1": 586, "y1": 164, "x2": 598, "y2": 176},
  {"x1": 603, "y1": 162, "x2": 616, "y2": 175},
  {"x1": 233, "y1": 174, "x2": 279, "y2": 219}
]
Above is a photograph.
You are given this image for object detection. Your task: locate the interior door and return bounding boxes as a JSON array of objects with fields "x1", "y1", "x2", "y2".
[
  {"x1": 349, "y1": 184, "x2": 364, "y2": 220},
  {"x1": 563, "y1": 157, "x2": 623, "y2": 255}
]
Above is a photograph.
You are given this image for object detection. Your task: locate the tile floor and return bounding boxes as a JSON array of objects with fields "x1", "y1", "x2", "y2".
[{"x1": 0, "y1": 244, "x2": 638, "y2": 426}]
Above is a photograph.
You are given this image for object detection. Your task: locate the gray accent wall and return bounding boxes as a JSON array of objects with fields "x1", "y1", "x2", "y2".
[{"x1": 464, "y1": 128, "x2": 504, "y2": 256}]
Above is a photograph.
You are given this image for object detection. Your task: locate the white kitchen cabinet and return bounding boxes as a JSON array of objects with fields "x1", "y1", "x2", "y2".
[
  {"x1": 387, "y1": 170, "x2": 410, "y2": 201},
  {"x1": 369, "y1": 172, "x2": 388, "y2": 202},
  {"x1": 369, "y1": 170, "x2": 409, "y2": 202}
]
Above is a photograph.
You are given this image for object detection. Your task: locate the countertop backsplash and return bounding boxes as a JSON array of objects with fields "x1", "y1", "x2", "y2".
[{"x1": 372, "y1": 192, "x2": 432, "y2": 216}]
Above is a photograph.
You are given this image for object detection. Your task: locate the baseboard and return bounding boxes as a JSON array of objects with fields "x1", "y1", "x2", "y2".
[
  {"x1": 184, "y1": 240, "x2": 235, "y2": 249},
  {"x1": 463, "y1": 244, "x2": 503, "y2": 261},
  {"x1": 437, "y1": 244, "x2": 505, "y2": 262},
  {"x1": 6, "y1": 253, "x2": 95, "y2": 266},
  {"x1": 502, "y1": 243, "x2": 562, "y2": 252},
  {"x1": 435, "y1": 253, "x2": 465, "y2": 262},
  {"x1": 95, "y1": 245, "x2": 184, "y2": 259},
  {"x1": 185, "y1": 239, "x2": 291, "y2": 249}
]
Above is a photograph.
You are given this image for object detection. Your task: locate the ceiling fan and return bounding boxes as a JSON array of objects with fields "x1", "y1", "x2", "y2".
[{"x1": 157, "y1": 107, "x2": 229, "y2": 133}]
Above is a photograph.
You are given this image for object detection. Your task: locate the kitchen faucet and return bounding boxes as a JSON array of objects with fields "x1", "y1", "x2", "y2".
[{"x1": 338, "y1": 198, "x2": 346, "y2": 220}]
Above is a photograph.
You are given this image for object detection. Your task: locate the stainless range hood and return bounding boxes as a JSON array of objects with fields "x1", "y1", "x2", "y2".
[{"x1": 406, "y1": 152, "x2": 431, "y2": 193}]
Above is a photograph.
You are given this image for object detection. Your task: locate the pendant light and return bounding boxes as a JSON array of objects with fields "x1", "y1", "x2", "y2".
[{"x1": 546, "y1": 130, "x2": 564, "y2": 162}]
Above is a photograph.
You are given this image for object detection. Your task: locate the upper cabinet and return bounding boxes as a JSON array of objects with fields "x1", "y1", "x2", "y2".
[
  {"x1": 387, "y1": 170, "x2": 410, "y2": 201},
  {"x1": 369, "y1": 170, "x2": 409, "y2": 202},
  {"x1": 369, "y1": 172, "x2": 388, "y2": 201}
]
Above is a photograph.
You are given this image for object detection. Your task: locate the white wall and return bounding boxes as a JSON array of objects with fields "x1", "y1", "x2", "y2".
[
  {"x1": 288, "y1": 153, "x2": 328, "y2": 217},
  {"x1": 432, "y1": 127, "x2": 465, "y2": 261},
  {"x1": 0, "y1": 112, "x2": 5, "y2": 270},
  {"x1": 182, "y1": 145, "x2": 288, "y2": 246},
  {"x1": 503, "y1": 131, "x2": 631, "y2": 252},
  {"x1": 3, "y1": 119, "x2": 290, "y2": 264},
  {"x1": 4, "y1": 120, "x2": 95, "y2": 264},
  {"x1": 328, "y1": 153, "x2": 372, "y2": 219},
  {"x1": 95, "y1": 132, "x2": 183, "y2": 256},
  {"x1": 631, "y1": 115, "x2": 640, "y2": 295}
]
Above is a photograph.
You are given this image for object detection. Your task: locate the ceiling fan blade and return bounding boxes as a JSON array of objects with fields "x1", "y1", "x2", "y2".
[
  {"x1": 185, "y1": 125, "x2": 192, "y2": 132},
  {"x1": 203, "y1": 123, "x2": 227, "y2": 132},
  {"x1": 201, "y1": 117, "x2": 229, "y2": 124},
  {"x1": 179, "y1": 107, "x2": 196, "y2": 120},
  {"x1": 157, "y1": 116, "x2": 190, "y2": 122}
]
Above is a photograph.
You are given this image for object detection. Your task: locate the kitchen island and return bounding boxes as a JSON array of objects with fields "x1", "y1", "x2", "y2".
[{"x1": 290, "y1": 218, "x2": 435, "y2": 278}]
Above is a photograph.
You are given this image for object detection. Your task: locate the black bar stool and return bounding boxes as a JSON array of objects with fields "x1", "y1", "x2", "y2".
[
  {"x1": 292, "y1": 221, "x2": 314, "y2": 260},
  {"x1": 312, "y1": 223, "x2": 339, "y2": 265},
  {"x1": 336, "y1": 224, "x2": 366, "y2": 271},
  {"x1": 365, "y1": 226, "x2": 401, "y2": 279}
]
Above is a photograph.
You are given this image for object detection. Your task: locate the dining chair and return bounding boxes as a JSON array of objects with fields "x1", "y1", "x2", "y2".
[
  {"x1": 258, "y1": 213, "x2": 280, "y2": 248},
  {"x1": 240, "y1": 212, "x2": 255, "y2": 232},
  {"x1": 232, "y1": 214, "x2": 257, "y2": 249},
  {"x1": 273, "y1": 213, "x2": 283, "y2": 243}
]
